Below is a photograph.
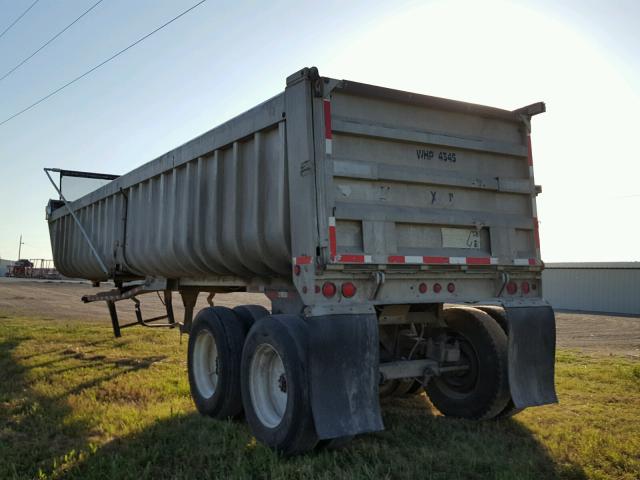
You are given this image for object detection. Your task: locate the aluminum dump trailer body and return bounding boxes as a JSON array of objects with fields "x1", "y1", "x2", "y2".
[
  {"x1": 46, "y1": 68, "x2": 556, "y2": 450},
  {"x1": 48, "y1": 68, "x2": 543, "y2": 292}
]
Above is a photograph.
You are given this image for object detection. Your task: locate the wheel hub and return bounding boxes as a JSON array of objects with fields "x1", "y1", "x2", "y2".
[
  {"x1": 249, "y1": 343, "x2": 288, "y2": 428},
  {"x1": 193, "y1": 330, "x2": 219, "y2": 398},
  {"x1": 278, "y1": 373, "x2": 287, "y2": 393},
  {"x1": 437, "y1": 336, "x2": 479, "y2": 396}
]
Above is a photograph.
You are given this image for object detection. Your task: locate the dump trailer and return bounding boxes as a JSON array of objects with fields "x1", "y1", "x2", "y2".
[{"x1": 46, "y1": 67, "x2": 556, "y2": 454}]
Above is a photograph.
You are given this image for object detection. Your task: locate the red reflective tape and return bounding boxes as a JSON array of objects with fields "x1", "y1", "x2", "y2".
[
  {"x1": 337, "y1": 254, "x2": 365, "y2": 263},
  {"x1": 533, "y1": 217, "x2": 541, "y2": 248},
  {"x1": 526, "y1": 134, "x2": 533, "y2": 166},
  {"x1": 295, "y1": 256, "x2": 312, "y2": 265},
  {"x1": 466, "y1": 257, "x2": 491, "y2": 265},
  {"x1": 329, "y1": 227, "x2": 337, "y2": 260},
  {"x1": 529, "y1": 258, "x2": 537, "y2": 266},
  {"x1": 323, "y1": 100, "x2": 332, "y2": 140},
  {"x1": 388, "y1": 255, "x2": 405, "y2": 264},
  {"x1": 423, "y1": 256, "x2": 449, "y2": 264}
]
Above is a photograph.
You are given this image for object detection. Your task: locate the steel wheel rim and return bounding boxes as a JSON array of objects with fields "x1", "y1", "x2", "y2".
[
  {"x1": 435, "y1": 336, "x2": 479, "y2": 399},
  {"x1": 249, "y1": 343, "x2": 288, "y2": 428},
  {"x1": 193, "y1": 330, "x2": 219, "y2": 398}
]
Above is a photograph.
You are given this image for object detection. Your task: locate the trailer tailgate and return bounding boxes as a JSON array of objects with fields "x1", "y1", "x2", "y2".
[{"x1": 318, "y1": 82, "x2": 541, "y2": 268}]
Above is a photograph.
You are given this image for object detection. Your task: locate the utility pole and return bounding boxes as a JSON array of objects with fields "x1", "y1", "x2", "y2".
[{"x1": 17, "y1": 234, "x2": 24, "y2": 260}]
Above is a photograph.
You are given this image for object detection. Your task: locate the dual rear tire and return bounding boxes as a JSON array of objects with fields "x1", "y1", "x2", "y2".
[
  {"x1": 188, "y1": 307, "x2": 327, "y2": 454},
  {"x1": 425, "y1": 307, "x2": 512, "y2": 420},
  {"x1": 241, "y1": 315, "x2": 319, "y2": 454},
  {"x1": 379, "y1": 307, "x2": 515, "y2": 420},
  {"x1": 475, "y1": 306, "x2": 524, "y2": 419},
  {"x1": 188, "y1": 304, "x2": 519, "y2": 454},
  {"x1": 187, "y1": 305, "x2": 268, "y2": 419}
]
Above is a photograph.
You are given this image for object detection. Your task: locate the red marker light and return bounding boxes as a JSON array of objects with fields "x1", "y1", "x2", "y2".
[
  {"x1": 322, "y1": 282, "x2": 337, "y2": 298},
  {"x1": 341, "y1": 282, "x2": 357, "y2": 298},
  {"x1": 506, "y1": 282, "x2": 517, "y2": 295},
  {"x1": 447, "y1": 282, "x2": 455, "y2": 293},
  {"x1": 294, "y1": 265, "x2": 301, "y2": 276},
  {"x1": 521, "y1": 281, "x2": 530, "y2": 294},
  {"x1": 419, "y1": 283, "x2": 428, "y2": 294},
  {"x1": 433, "y1": 283, "x2": 442, "y2": 293}
]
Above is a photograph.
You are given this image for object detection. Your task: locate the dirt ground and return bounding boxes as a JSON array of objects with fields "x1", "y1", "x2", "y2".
[
  {"x1": 0, "y1": 277, "x2": 270, "y2": 325},
  {"x1": 1, "y1": 278, "x2": 638, "y2": 358}
]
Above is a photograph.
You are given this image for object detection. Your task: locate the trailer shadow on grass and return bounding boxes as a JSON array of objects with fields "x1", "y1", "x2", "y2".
[
  {"x1": 0, "y1": 334, "x2": 166, "y2": 480},
  {"x1": 68, "y1": 400, "x2": 587, "y2": 480}
]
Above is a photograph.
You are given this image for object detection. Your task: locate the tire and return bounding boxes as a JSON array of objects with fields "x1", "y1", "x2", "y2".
[
  {"x1": 379, "y1": 379, "x2": 421, "y2": 398},
  {"x1": 241, "y1": 315, "x2": 318, "y2": 455},
  {"x1": 187, "y1": 306, "x2": 245, "y2": 419},
  {"x1": 378, "y1": 379, "x2": 400, "y2": 398},
  {"x1": 403, "y1": 380, "x2": 424, "y2": 396},
  {"x1": 475, "y1": 306, "x2": 524, "y2": 419},
  {"x1": 233, "y1": 304, "x2": 270, "y2": 334},
  {"x1": 425, "y1": 307, "x2": 510, "y2": 420},
  {"x1": 391, "y1": 379, "x2": 416, "y2": 397},
  {"x1": 476, "y1": 306, "x2": 509, "y2": 333}
]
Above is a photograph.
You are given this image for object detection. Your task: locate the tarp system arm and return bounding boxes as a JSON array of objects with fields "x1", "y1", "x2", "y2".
[
  {"x1": 513, "y1": 102, "x2": 546, "y2": 117},
  {"x1": 44, "y1": 168, "x2": 109, "y2": 276}
]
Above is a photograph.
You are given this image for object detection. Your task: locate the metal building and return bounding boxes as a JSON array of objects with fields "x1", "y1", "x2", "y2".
[
  {"x1": 543, "y1": 263, "x2": 640, "y2": 315},
  {"x1": 0, "y1": 259, "x2": 14, "y2": 276}
]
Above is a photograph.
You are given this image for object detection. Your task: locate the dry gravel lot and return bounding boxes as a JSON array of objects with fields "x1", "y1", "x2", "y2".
[
  {"x1": 1, "y1": 277, "x2": 638, "y2": 358},
  {"x1": 0, "y1": 277, "x2": 270, "y2": 324}
]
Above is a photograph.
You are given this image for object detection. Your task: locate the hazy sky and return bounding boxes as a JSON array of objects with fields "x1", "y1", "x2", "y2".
[{"x1": 0, "y1": 0, "x2": 639, "y2": 262}]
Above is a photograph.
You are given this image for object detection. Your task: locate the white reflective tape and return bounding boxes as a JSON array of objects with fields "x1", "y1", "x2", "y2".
[
  {"x1": 277, "y1": 291, "x2": 289, "y2": 298},
  {"x1": 325, "y1": 138, "x2": 333, "y2": 155},
  {"x1": 405, "y1": 255, "x2": 423, "y2": 264},
  {"x1": 490, "y1": 257, "x2": 499, "y2": 265},
  {"x1": 328, "y1": 216, "x2": 336, "y2": 227},
  {"x1": 364, "y1": 255, "x2": 373, "y2": 263},
  {"x1": 513, "y1": 258, "x2": 529, "y2": 266},
  {"x1": 449, "y1": 257, "x2": 467, "y2": 265}
]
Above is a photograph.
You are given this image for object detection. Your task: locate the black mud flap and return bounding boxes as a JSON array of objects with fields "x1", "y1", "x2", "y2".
[
  {"x1": 503, "y1": 305, "x2": 558, "y2": 409},
  {"x1": 305, "y1": 313, "x2": 384, "y2": 439}
]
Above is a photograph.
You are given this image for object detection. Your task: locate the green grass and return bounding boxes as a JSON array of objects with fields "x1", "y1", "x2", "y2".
[{"x1": 0, "y1": 316, "x2": 638, "y2": 480}]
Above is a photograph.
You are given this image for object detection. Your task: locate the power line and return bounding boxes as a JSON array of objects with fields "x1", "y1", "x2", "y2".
[
  {"x1": 0, "y1": 0, "x2": 105, "y2": 83},
  {"x1": 0, "y1": 0, "x2": 207, "y2": 127},
  {"x1": 0, "y1": 0, "x2": 41, "y2": 40}
]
